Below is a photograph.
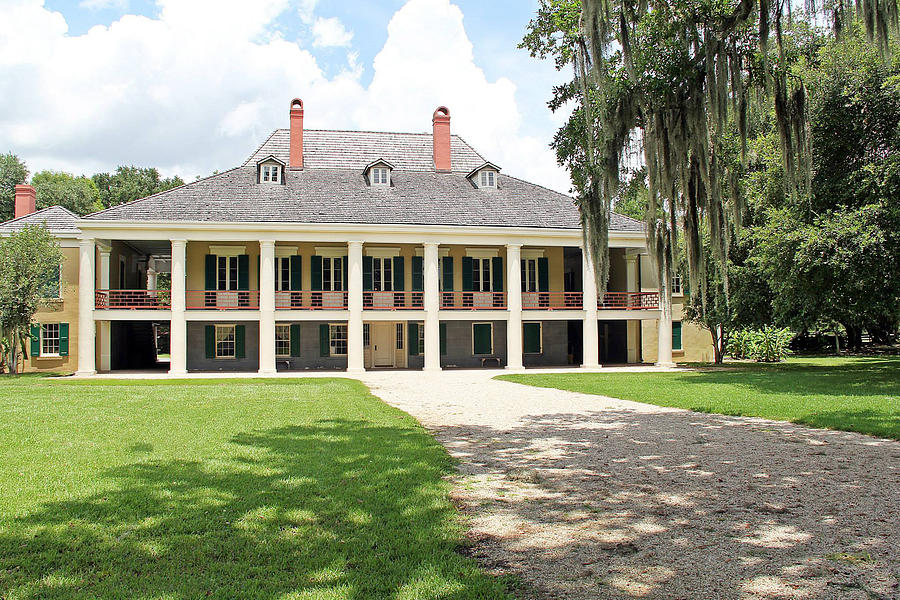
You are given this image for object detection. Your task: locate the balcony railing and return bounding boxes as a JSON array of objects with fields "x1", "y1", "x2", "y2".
[
  {"x1": 522, "y1": 292, "x2": 584, "y2": 310},
  {"x1": 599, "y1": 291, "x2": 660, "y2": 310},
  {"x1": 95, "y1": 289, "x2": 171, "y2": 309},
  {"x1": 186, "y1": 290, "x2": 260, "y2": 310},
  {"x1": 275, "y1": 290, "x2": 348, "y2": 310},
  {"x1": 440, "y1": 291, "x2": 507, "y2": 310},
  {"x1": 363, "y1": 291, "x2": 424, "y2": 310}
]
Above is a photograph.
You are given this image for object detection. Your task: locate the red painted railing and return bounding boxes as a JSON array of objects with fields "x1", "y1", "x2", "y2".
[
  {"x1": 440, "y1": 291, "x2": 507, "y2": 310},
  {"x1": 363, "y1": 291, "x2": 424, "y2": 310},
  {"x1": 522, "y1": 292, "x2": 583, "y2": 310},
  {"x1": 95, "y1": 289, "x2": 171, "y2": 309},
  {"x1": 186, "y1": 290, "x2": 260, "y2": 310},
  {"x1": 599, "y1": 291, "x2": 659, "y2": 310},
  {"x1": 275, "y1": 290, "x2": 348, "y2": 310}
]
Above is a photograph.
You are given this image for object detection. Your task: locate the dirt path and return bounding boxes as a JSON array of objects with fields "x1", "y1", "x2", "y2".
[{"x1": 360, "y1": 368, "x2": 900, "y2": 600}]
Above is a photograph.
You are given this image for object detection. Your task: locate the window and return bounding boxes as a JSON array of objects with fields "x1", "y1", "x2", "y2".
[
  {"x1": 521, "y1": 258, "x2": 538, "y2": 293},
  {"x1": 372, "y1": 257, "x2": 393, "y2": 292},
  {"x1": 216, "y1": 325, "x2": 236, "y2": 359},
  {"x1": 40, "y1": 265, "x2": 61, "y2": 299},
  {"x1": 523, "y1": 322, "x2": 542, "y2": 354},
  {"x1": 472, "y1": 322, "x2": 493, "y2": 355},
  {"x1": 371, "y1": 167, "x2": 389, "y2": 185},
  {"x1": 672, "y1": 275, "x2": 683, "y2": 295},
  {"x1": 322, "y1": 256, "x2": 344, "y2": 291},
  {"x1": 396, "y1": 323, "x2": 404, "y2": 350},
  {"x1": 217, "y1": 256, "x2": 239, "y2": 291},
  {"x1": 479, "y1": 170, "x2": 496, "y2": 188},
  {"x1": 672, "y1": 321, "x2": 683, "y2": 351},
  {"x1": 329, "y1": 324, "x2": 348, "y2": 356},
  {"x1": 276, "y1": 257, "x2": 291, "y2": 291},
  {"x1": 41, "y1": 323, "x2": 60, "y2": 356},
  {"x1": 471, "y1": 257, "x2": 492, "y2": 292},
  {"x1": 363, "y1": 323, "x2": 370, "y2": 348},
  {"x1": 417, "y1": 324, "x2": 425, "y2": 355},
  {"x1": 261, "y1": 164, "x2": 281, "y2": 183},
  {"x1": 119, "y1": 259, "x2": 126, "y2": 289},
  {"x1": 275, "y1": 325, "x2": 291, "y2": 357}
]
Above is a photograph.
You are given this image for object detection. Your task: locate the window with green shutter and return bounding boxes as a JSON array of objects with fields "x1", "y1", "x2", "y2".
[
  {"x1": 672, "y1": 321, "x2": 682, "y2": 351},
  {"x1": 523, "y1": 322, "x2": 542, "y2": 354},
  {"x1": 235, "y1": 325, "x2": 246, "y2": 359},
  {"x1": 408, "y1": 322, "x2": 419, "y2": 356},
  {"x1": 58, "y1": 323, "x2": 69, "y2": 356},
  {"x1": 441, "y1": 256, "x2": 454, "y2": 291},
  {"x1": 290, "y1": 324, "x2": 302, "y2": 357},
  {"x1": 30, "y1": 324, "x2": 40, "y2": 358},
  {"x1": 319, "y1": 323, "x2": 330, "y2": 356},
  {"x1": 411, "y1": 256, "x2": 424, "y2": 291},
  {"x1": 472, "y1": 323, "x2": 493, "y2": 355}
]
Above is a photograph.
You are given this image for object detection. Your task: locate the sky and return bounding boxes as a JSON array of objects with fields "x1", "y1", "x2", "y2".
[{"x1": 0, "y1": 0, "x2": 575, "y2": 193}]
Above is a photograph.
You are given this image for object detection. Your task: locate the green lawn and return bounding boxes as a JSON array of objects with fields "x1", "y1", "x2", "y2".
[
  {"x1": 0, "y1": 376, "x2": 509, "y2": 599},
  {"x1": 498, "y1": 356, "x2": 900, "y2": 440}
]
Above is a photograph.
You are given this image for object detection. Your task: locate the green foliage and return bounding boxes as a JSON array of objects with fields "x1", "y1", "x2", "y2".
[
  {"x1": 498, "y1": 355, "x2": 900, "y2": 439},
  {"x1": 31, "y1": 170, "x2": 102, "y2": 216},
  {"x1": 728, "y1": 326, "x2": 794, "y2": 362},
  {"x1": 92, "y1": 166, "x2": 185, "y2": 209},
  {"x1": 0, "y1": 153, "x2": 28, "y2": 222},
  {"x1": 0, "y1": 225, "x2": 63, "y2": 373},
  {"x1": 0, "y1": 377, "x2": 510, "y2": 598}
]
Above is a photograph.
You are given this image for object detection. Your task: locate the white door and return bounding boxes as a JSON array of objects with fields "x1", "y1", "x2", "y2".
[{"x1": 373, "y1": 322, "x2": 395, "y2": 367}]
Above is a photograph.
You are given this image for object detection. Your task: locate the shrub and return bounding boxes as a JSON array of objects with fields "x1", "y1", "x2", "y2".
[{"x1": 727, "y1": 327, "x2": 794, "y2": 362}]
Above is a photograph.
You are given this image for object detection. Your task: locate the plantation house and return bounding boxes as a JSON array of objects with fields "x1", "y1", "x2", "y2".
[{"x1": 1, "y1": 100, "x2": 712, "y2": 375}]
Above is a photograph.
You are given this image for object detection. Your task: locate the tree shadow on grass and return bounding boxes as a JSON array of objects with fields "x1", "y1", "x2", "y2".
[{"x1": 0, "y1": 419, "x2": 508, "y2": 599}]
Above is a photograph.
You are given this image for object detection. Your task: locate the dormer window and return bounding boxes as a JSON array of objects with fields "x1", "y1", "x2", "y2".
[
  {"x1": 364, "y1": 159, "x2": 395, "y2": 187},
  {"x1": 479, "y1": 170, "x2": 496, "y2": 188},
  {"x1": 371, "y1": 167, "x2": 389, "y2": 185},
  {"x1": 467, "y1": 161, "x2": 501, "y2": 189},
  {"x1": 261, "y1": 164, "x2": 281, "y2": 183}
]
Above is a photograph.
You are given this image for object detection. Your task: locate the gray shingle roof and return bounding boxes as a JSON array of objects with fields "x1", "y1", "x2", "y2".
[
  {"x1": 0, "y1": 206, "x2": 80, "y2": 235},
  {"x1": 85, "y1": 128, "x2": 645, "y2": 233}
]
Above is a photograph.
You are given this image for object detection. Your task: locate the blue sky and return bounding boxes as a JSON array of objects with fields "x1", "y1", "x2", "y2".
[{"x1": 4, "y1": 0, "x2": 572, "y2": 192}]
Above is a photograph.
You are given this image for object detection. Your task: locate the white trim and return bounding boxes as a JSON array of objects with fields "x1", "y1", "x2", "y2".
[
  {"x1": 209, "y1": 245, "x2": 246, "y2": 256},
  {"x1": 275, "y1": 324, "x2": 291, "y2": 358},
  {"x1": 214, "y1": 324, "x2": 237, "y2": 359},
  {"x1": 521, "y1": 248, "x2": 545, "y2": 259},
  {"x1": 275, "y1": 246, "x2": 298, "y2": 258},
  {"x1": 414, "y1": 247, "x2": 450, "y2": 258},
  {"x1": 365, "y1": 247, "x2": 401, "y2": 258},
  {"x1": 465, "y1": 247, "x2": 499, "y2": 258},
  {"x1": 315, "y1": 246, "x2": 348, "y2": 258},
  {"x1": 328, "y1": 322, "x2": 348, "y2": 356}
]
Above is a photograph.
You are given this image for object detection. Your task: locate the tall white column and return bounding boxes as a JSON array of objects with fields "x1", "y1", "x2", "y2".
[
  {"x1": 423, "y1": 243, "x2": 441, "y2": 371},
  {"x1": 169, "y1": 239, "x2": 187, "y2": 375},
  {"x1": 76, "y1": 238, "x2": 96, "y2": 375},
  {"x1": 582, "y1": 246, "x2": 600, "y2": 369},
  {"x1": 505, "y1": 244, "x2": 524, "y2": 370},
  {"x1": 656, "y1": 299, "x2": 675, "y2": 367},
  {"x1": 347, "y1": 241, "x2": 365, "y2": 373},
  {"x1": 98, "y1": 247, "x2": 111, "y2": 372},
  {"x1": 147, "y1": 268, "x2": 157, "y2": 291},
  {"x1": 625, "y1": 253, "x2": 640, "y2": 364},
  {"x1": 258, "y1": 240, "x2": 276, "y2": 375}
]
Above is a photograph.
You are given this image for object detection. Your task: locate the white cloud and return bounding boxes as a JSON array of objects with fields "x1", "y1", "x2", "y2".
[
  {"x1": 0, "y1": 0, "x2": 571, "y2": 193},
  {"x1": 312, "y1": 16, "x2": 353, "y2": 47}
]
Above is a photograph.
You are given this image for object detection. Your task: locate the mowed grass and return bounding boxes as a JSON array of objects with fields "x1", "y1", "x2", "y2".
[
  {"x1": 0, "y1": 376, "x2": 510, "y2": 600},
  {"x1": 498, "y1": 356, "x2": 900, "y2": 440}
]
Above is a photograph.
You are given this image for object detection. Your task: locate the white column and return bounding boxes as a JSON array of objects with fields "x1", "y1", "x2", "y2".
[
  {"x1": 505, "y1": 244, "x2": 524, "y2": 370},
  {"x1": 147, "y1": 268, "x2": 157, "y2": 291},
  {"x1": 423, "y1": 243, "x2": 442, "y2": 371},
  {"x1": 98, "y1": 247, "x2": 111, "y2": 372},
  {"x1": 258, "y1": 240, "x2": 276, "y2": 375},
  {"x1": 347, "y1": 241, "x2": 365, "y2": 373},
  {"x1": 582, "y1": 246, "x2": 600, "y2": 369},
  {"x1": 169, "y1": 239, "x2": 187, "y2": 375},
  {"x1": 76, "y1": 238, "x2": 96, "y2": 375},
  {"x1": 625, "y1": 253, "x2": 640, "y2": 364},
  {"x1": 656, "y1": 300, "x2": 675, "y2": 367}
]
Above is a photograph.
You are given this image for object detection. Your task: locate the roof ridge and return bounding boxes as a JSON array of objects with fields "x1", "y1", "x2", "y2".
[
  {"x1": 0, "y1": 205, "x2": 77, "y2": 227},
  {"x1": 269, "y1": 127, "x2": 471, "y2": 139},
  {"x1": 242, "y1": 129, "x2": 280, "y2": 167}
]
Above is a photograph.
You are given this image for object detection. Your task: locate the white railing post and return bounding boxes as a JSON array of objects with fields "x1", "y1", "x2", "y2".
[
  {"x1": 258, "y1": 240, "x2": 276, "y2": 375},
  {"x1": 169, "y1": 239, "x2": 187, "y2": 375},
  {"x1": 347, "y1": 241, "x2": 365, "y2": 373},
  {"x1": 423, "y1": 242, "x2": 441, "y2": 371},
  {"x1": 76, "y1": 238, "x2": 96, "y2": 375},
  {"x1": 506, "y1": 244, "x2": 524, "y2": 370},
  {"x1": 582, "y1": 245, "x2": 600, "y2": 369}
]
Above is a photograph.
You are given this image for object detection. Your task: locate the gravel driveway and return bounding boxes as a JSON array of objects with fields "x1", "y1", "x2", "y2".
[{"x1": 360, "y1": 368, "x2": 900, "y2": 600}]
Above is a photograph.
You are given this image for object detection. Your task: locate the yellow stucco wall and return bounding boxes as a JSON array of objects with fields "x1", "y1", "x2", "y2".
[{"x1": 23, "y1": 245, "x2": 79, "y2": 373}]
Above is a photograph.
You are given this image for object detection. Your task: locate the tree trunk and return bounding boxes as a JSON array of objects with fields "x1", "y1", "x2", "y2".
[{"x1": 710, "y1": 325, "x2": 725, "y2": 364}]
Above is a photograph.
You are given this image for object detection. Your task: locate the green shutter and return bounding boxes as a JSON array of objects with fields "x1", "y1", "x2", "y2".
[
  {"x1": 408, "y1": 323, "x2": 419, "y2": 356},
  {"x1": 439, "y1": 322, "x2": 447, "y2": 355},
  {"x1": 492, "y1": 257, "x2": 503, "y2": 292},
  {"x1": 523, "y1": 322, "x2": 541, "y2": 354},
  {"x1": 290, "y1": 324, "x2": 301, "y2": 357},
  {"x1": 520, "y1": 259, "x2": 527, "y2": 292},
  {"x1": 59, "y1": 323, "x2": 69, "y2": 356},
  {"x1": 205, "y1": 255, "x2": 216, "y2": 290},
  {"x1": 235, "y1": 325, "x2": 246, "y2": 359},
  {"x1": 461, "y1": 257, "x2": 473, "y2": 291},
  {"x1": 672, "y1": 321, "x2": 682, "y2": 351},
  {"x1": 362, "y1": 256, "x2": 374, "y2": 291},
  {"x1": 442, "y1": 256, "x2": 454, "y2": 291},
  {"x1": 311, "y1": 256, "x2": 323, "y2": 291},
  {"x1": 30, "y1": 324, "x2": 40, "y2": 358},
  {"x1": 473, "y1": 323, "x2": 492, "y2": 355},
  {"x1": 237, "y1": 255, "x2": 250, "y2": 291},
  {"x1": 319, "y1": 324, "x2": 330, "y2": 357},
  {"x1": 411, "y1": 256, "x2": 424, "y2": 292},
  {"x1": 342, "y1": 257, "x2": 348, "y2": 290},
  {"x1": 393, "y1": 256, "x2": 405, "y2": 291},
  {"x1": 290, "y1": 256, "x2": 302, "y2": 291},
  {"x1": 205, "y1": 326, "x2": 215, "y2": 359},
  {"x1": 537, "y1": 257, "x2": 550, "y2": 292}
]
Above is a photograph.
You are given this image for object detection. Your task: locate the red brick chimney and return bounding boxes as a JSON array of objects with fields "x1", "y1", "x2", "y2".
[
  {"x1": 14, "y1": 184, "x2": 36, "y2": 218},
  {"x1": 289, "y1": 98, "x2": 304, "y2": 169},
  {"x1": 432, "y1": 106, "x2": 451, "y2": 172}
]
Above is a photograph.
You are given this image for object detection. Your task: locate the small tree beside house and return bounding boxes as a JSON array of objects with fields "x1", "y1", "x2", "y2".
[{"x1": 0, "y1": 224, "x2": 63, "y2": 374}]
